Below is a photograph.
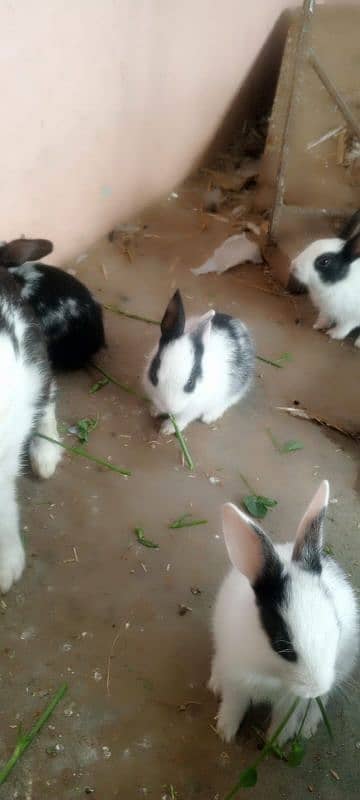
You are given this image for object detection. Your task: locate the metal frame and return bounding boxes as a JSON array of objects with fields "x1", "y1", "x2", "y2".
[{"x1": 269, "y1": 0, "x2": 360, "y2": 241}]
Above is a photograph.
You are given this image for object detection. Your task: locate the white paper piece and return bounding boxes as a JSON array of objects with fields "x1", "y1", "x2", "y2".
[{"x1": 192, "y1": 233, "x2": 262, "y2": 276}]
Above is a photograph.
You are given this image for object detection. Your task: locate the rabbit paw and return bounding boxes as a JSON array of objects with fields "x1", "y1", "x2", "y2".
[
  {"x1": 0, "y1": 538, "x2": 25, "y2": 594},
  {"x1": 149, "y1": 404, "x2": 161, "y2": 418},
  {"x1": 30, "y1": 437, "x2": 62, "y2": 479},
  {"x1": 160, "y1": 419, "x2": 175, "y2": 436}
]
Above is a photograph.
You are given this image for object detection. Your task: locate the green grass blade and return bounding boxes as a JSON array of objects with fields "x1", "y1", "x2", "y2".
[
  {"x1": 169, "y1": 415, "x2": 194, "y2": 470},
  {"x1": 0, "y1": 683, "x2": 67, "y2": 786},
  {"x1": 92, "y1": 363, "x2": 138, "y2": 396},
  {"x1": 169, "y1": 515, "x2": 207, "y2": 529},
  {"x1": 36, "y1": 433, "x2": 131, "y2": 476},
  {"x1": 134, "y1": 527, "x2": 159, "y2": 549},
  {"x1": 316, "y1": 697, "x2": 333, "y2": 740},
  {"x1": 225, "y1": 698, "x2": 300, "y2": 798},
  {"x1": 256, "y1": 355, "x2": 283, "y2": 369},
  {"x1": 104, "y1": 304, "x2": 160, "y2": 325}
]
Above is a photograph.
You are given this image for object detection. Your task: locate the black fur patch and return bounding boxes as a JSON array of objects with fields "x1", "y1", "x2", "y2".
[
  {"x1": 149, "y1": 347, "x2": 162, "y2": 386},
  {"x1": 314, "y1": 251, "x2": 350, "y2": 284},
  {"x1": 339, "y1": 209, "x2": 360, "y2": 240},
  {"x1": 9, "y1": 263, "x2": 105, "y2": 370},
  {"x1": 253, "y1": 541, "x2": 297, "y2": 663},
  {"x1": 184, "y1": 331, "x2": 204, "y2": 393},
  {"x1": 292, "y1": 510, "x2": 324, "y2": 574}
]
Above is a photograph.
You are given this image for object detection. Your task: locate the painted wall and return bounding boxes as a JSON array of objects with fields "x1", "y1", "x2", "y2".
[{"x1": 0, "y1": 1, "x2": 337, "y2": 263}]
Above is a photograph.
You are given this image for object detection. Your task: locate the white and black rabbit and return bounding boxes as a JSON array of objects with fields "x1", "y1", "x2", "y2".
[
  {"x1": 291, "y1": 210, "x2": 360, "y2": 345},
  {"x1": 143, "y1": 290, "x2": 255, "y2": 434},
  {"x1": 0, "y1": 238, "x2": 105, "y2": 369},
  {"x1": 0, "y1": 268, "x2": 62, "y2": 593},
  {"x1": 209, "y1": 481, "x2": 358, "y2": 744}
]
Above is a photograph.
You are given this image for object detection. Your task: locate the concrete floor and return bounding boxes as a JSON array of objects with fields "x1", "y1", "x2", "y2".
[{"x1": 0, "y1": 180, "x2": 359, "y2": 800}]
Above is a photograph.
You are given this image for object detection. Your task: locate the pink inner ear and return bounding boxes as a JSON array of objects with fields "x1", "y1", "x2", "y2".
[
  {"x1": 187, "y1": 309, "x2": 215, "y2": 336},
  {"x1": 222, "y1": 503, "x2": 265, "y2": 583},
  {"x1": 294, "y1": 480, "x2": 329, "y2": 552}
]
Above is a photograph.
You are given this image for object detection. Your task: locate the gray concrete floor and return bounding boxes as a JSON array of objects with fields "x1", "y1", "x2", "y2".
[{"x1": 0, "y1": 180, "x2": 359, "y2": 800}]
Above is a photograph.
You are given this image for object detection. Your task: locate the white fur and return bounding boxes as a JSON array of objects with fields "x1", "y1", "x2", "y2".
[
  {"x1": 143, "y1": 312, "x2": 254, "y2": 434},
  {"x1": 0, "y1": 305, "x2": 61, "y2": 593},
  {"x1": 210, "y1": 484, "x2": 358, "y2": 744},
  {"x1": 291, "y1": 238, "x2": 360, "y2": 345}
]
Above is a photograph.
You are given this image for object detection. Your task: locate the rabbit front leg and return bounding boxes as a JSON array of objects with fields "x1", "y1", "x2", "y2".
[
  {"x1": 267, "y1": 695, "x2": 322, "y2": 745},
  {"x1": 313, "y1": 312, "x2": 333, "y2": 331},
  {"x1": 0, "y1": 477, "x2": 25, "y2": 593},
  {"x1": 30, "y1": 381, "x2": 62, "y2": 479},
  {"x1": 160, "y1": 410, "x2": 195, "y2": 435},
  {"x1": 216, "y1": 681, "x2": 251, "y2": 742},
  {"x1": 327, "y1": 320, "x2": 357, "y2": 340}
]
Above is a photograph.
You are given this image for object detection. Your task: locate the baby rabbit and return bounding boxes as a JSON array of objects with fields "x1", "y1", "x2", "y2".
[
  {"x1": 291, "y1": 210, "x2": 360, "y2": 345},
  {"x1": 0, "y1": 238, "x2": 105, "y2": 369},
  {"x1": 143, "y1": 289, "x2": 254, "y2": 435},
  {"x1": 209, "y1": 481, "x2": 358, "y2": 744},
  {"x1": 0, "y1": 268, "x2": 62, "y2": 593}
]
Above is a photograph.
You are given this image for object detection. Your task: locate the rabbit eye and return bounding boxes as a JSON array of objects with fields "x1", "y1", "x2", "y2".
[{"x1": 319, "y1": 255, "x2": 330, "y2": 267}]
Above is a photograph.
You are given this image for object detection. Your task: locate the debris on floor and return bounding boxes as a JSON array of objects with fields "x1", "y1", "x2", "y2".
[{"x1": 192, "y1": 232, "x2": 263, "y2": 275}]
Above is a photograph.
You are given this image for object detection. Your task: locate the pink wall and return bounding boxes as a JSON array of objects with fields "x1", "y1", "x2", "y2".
[{"x1": 0, "y1": 1, "x2": 303, "y2": 262}]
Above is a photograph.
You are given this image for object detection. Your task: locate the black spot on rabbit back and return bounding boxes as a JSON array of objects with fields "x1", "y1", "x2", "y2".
[
  {"x1": 184, "y1": 331, "x2": 204, "y2": 393},
  {"x1": 0, "y1": 238, "x2": 105, "y2": 370},
  {"x1": 29, "y1": 265, "x2": 105, "y2": 370}
]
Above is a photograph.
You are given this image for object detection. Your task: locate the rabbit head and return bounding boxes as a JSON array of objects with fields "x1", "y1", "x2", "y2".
[
  {"x1": 222, "y1": 481, "x2": 343, "y2": 699},
  {"x1": 143, "y1": 289, "x2": 215, "y2": 416}
]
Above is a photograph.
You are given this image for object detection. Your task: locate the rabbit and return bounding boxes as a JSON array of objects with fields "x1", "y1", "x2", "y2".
[
  {"x1": 0, "y1": 268, "x2": 62, "y2": 593},
  {"x1": 0, "y1": 238, "x2": 105, "y2": 369},
  {"x1": 209, "y1": 481, "x2": 358, "y2": 744},
  {"x1": 143, "y1": 289, "x2": 255, "y2": 435},
  {"x1": 290, "y1": 210, "x2": 360, "y2": 345}
]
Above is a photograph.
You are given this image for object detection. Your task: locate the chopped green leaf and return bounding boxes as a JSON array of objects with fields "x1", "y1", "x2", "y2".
[
  {"x1": 323, "y1": 544, "x2": 334, "y2": 556},
  {"x1": 277, "y1": 352, "x2": 292, "y2": 365},
  {"x1": 287, "y1": 737, "x2": 306, "y2": 767},
  {"x1": 90, "y1": 377, "x2": 109, "y2": 394},
  {"x1": 237, "y1": 766, "x2": 258, "y2": 788},
  {"x1": 280, "y1": 440, "x2": 303, "y2": 453},
  {"x1": 225, "y1": 767, "x2": 258, "y2": 798},
  {"x1": 243, "y1": 494, "x2": 277, "y2": 519},
  {"x1": 169, "y1": 514, "x2": 208, "y2": 529},
  {"x1": 266, "y1": 428, "x2": 303, "y2": 454},
  {"x1": 72, "y1": 415, "x2": 99, "y2": 444},
  {"x1": 134, "y1": 528, "x2": 159, "y2": 549}
]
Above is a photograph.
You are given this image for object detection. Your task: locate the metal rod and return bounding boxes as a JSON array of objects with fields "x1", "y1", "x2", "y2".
[
  {"x1": 270, "y1": 0, "x2": 316, "y2": 241},
  {"x1": 309, "y1": 50, "x2": 360, "y2": 141}
]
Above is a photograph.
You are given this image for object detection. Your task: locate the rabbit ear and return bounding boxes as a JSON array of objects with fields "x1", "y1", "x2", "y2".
[
  {"x1": 292, "y1": 481, "x2": 329, "y2": 572},
  {"x1": 339, "y1": 209, "x2": 360, "y2": 240},
  {"x1": 160, "y1": 289, "x2": 185, "y2": 341},
  {"x1": 187, "y1": 309, "x2": 215, "y2": 343},
  {"x1": 0, "y1": 238, "x2": 53, "y2": 267},
  {"x1": 342, "y1": 232, "x2": 360, "y2": 263},
  {"x1": 222, "y1": 503, "x2": 279, "y2": 585}
]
